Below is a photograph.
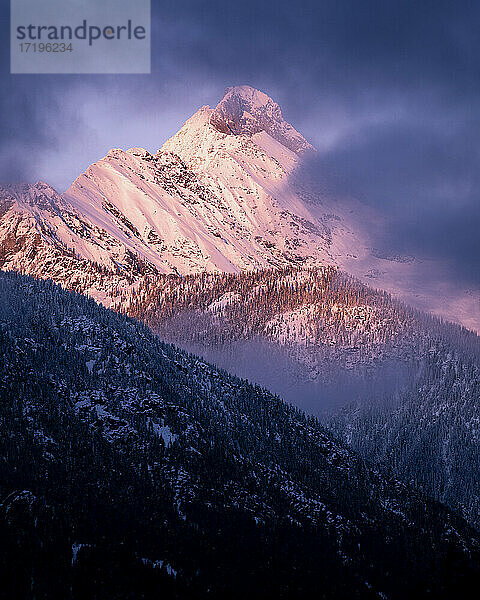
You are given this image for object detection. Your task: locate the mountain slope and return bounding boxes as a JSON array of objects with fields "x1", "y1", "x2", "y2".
[
  {"x1": 0, "y1": 182, "x2": 141, "y2": 304},
  {"x1": 1, "y1": 270, "x2": 480, "y2": 599},
  {"x1": 116, "y1": 266, "x2": 480, "y2": 528},
  {"x1": 1, "y1": 86, "x2": 477, "y2": 329}
]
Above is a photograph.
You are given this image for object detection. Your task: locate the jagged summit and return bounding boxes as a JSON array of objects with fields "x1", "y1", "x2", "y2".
[
  {"x1": 210, "y1": 85, "x2": 316, "y2": 154},
  {"x1": 162, "y1": 86, "x2": 315, "y2": 159},
  {"x1": 0, "y1": 181, "x2": 56, "y2": 196},
  {"x1": 0, "y1": 181, "x2": 62, "y2": 211}
]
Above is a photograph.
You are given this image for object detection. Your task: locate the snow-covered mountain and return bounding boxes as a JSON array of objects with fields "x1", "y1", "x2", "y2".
[
  {"x1": 0, "y1": 85, "x2": 478, "y2": 329},
  {"x1": 61, "y1": 86, "x2": 347, "y2": 276}
]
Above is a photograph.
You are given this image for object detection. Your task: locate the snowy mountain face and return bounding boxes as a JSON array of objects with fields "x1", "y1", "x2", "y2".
[
  {"x1": 2, "y1": 271, "x2": 480, "y2": 599},
  {"x1": 0, "y1": 85, "x2": 477, "y2": 329},
  {"x1": 0, "y1": 182, "x2": 139, "y2": 304}
]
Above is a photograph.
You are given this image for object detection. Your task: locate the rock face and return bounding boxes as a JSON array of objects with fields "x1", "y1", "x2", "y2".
[
  {"x1": 0, "y1": 86, "x2": 478, "y2": 329},
  {"x1": 210, "y1": 85, "x2": 316, "y2": 154}
]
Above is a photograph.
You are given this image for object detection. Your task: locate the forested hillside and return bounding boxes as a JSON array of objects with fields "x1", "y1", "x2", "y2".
[
  {"x1": 1, "y1": 271, "x2": 480, "y2": 598},
  {"x1": 118, "y1": 267, "x2": 480, "y2": 527}
]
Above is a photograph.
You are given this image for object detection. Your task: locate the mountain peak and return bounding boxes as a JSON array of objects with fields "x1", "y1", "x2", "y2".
[
  {"x1": 211, "y1": 85, "x2": 315, "y2": 154},
  {"x1": 219, "y1": 85, "x2": 274, "y2": 110},
  {"x1": 0, "y1": 181, "x2": 60, "y2": 204}
]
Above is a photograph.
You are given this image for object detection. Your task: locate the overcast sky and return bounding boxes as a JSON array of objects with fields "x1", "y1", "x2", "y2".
[{"x1": 1, "y1": 0, "x2": 479, "y2": 287}]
